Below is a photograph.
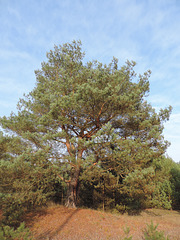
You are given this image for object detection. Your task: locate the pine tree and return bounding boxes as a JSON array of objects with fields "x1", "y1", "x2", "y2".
[{"x1": 0, "y1": 40, "x2": 172, "y2": 208}]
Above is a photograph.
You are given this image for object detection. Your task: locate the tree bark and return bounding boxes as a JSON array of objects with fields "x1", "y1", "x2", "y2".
[{"x1": 65, "y1": 167, "x2": 81, "y2": 208}]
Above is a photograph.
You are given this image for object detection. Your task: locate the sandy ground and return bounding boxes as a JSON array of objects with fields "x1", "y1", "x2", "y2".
[{"x1": 25, "y1": 205, "x2": 180, "y2": 240}]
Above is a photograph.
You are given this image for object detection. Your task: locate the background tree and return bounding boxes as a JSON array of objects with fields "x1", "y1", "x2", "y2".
[
  {"x1": 170, "y1": 161, "x2": 180, "y2": 209},
  {"x1": 0, "y1": 40, "x2": 172, "y2": 209},
  {"x1": 0, "y1": 132, "x2": 60, "y2": 227}
]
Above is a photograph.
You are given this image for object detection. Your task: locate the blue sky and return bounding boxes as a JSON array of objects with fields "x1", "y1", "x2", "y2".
[{"x1": 0, "y1": 0, "x2": 180, "y2": 162}]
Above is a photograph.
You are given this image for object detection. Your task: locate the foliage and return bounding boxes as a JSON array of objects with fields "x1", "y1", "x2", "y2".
[
  {"x1": 0, "y1": 222, "x2": 32, "y2": 240},
  {"x1": 0, "y1": 133, "x2": 61, "y2": 226},
  {"x1": 121, "y1": 167, "x2": 155, "y2": 209},
  {"x1": 0, "y1": 40, "x2": 174, "y2": 215},
  {"x1": 149, "y1": 157, "x2": 180, "y2": 210},
  {"x1": 122, "y1": 226, "x2": 132, "y2": 240},
  {"x1": 170, "y1": 162, "x2": 180, "y2": 209},
  {"x1": 150, "y1": 180, "x2": 172, "y2": 210},
  {"x1": 142, "y1": 221, "x2": 170, "y2": 240},
  {"x1": 119, "y1": 221, "x2": 169, "y2": 240}
]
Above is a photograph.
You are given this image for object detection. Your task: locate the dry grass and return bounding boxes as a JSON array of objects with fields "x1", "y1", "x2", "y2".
[{"x1": 25, "y1": 205, "x2": 180, "y2": 240}]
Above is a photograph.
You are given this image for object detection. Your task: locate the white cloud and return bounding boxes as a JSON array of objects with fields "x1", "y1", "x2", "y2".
[
  {"x1": 163, "y1": 113, "x2": 180, "y2": 162},
  {"x1": 0, "y1": 77, "x2": 25, "y2": 95},
  {"x1": 165, "y1": 113, "x2": 180, "y2": 131},
  {"x1": 0, "y1": 49, "x2": 32, "y2": 61},
  {"x1": 7, "y1": 6, "x2": 21, "y2": 20},
  {"x1": 148, "y1": 94, "x2": 173, "y2": 107},
  {"x1": 0, "y1": 0, "x2": 180, "y2": 161}
]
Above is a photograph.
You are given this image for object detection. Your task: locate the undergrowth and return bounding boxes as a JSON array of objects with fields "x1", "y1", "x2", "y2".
[
  {"x1": 121, "y1": 221, "x2": 170, "y2": 240},
  {"x1": 0, "y1": 222, "x2": 32, "y2": 240}
]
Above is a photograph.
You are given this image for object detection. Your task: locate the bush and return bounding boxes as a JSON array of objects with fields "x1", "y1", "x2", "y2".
[
  {"x1": 0, "y1": 151, "x2": 61, "y2": 227},
  {"x1": 170, "y1": 166, "x2": 180, "y2": 209},
  {"x1": 0, "y1": 222, "x2": 32, "y2": 240},
  {"x1": 151, "y1": 181, "x2": 172, "y2": 210},
  {"x1": 143, "y1": 221, "x2": 170, "y2": 240},
  {"x1": 1, "y1": 198, "x2": 25, "y2": 227},
  {"x1": 116, "y1": 204, "x2": 127, "y2": 213},
  {"x1": 122, "y1": 226, "x2": 132, "y2": 240}
]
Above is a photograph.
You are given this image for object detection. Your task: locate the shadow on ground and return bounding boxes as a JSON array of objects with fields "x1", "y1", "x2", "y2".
[{"x1": 36, "y1": 208, "x2": 80, "y2": 240}]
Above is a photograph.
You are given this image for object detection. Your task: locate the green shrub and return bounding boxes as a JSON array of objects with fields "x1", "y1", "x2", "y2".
[
  {"x1": 0, "y1": 151, "x2": 61, "y2": 227},
  {"x1": 0, "y1": 222, "x2": 32, "y2": 240},
  {"x1": 151, "y1": 181, "x2": 172, "y2": 210},
  {"x1": 115, "y1": 204, "x2": 127, "y2": 213},
  {"x1": 143, "y1": 221, "x2": 170, "y2": 240},
  {"x1": 122, "y1": 226, "x2": 132, "y2": 240},
  {"x1": 170, "y1": 166, "x2": 180, "y2": 209},
  {"x1": 1, "y1": 197, "x2": 25, "y2": 227}
]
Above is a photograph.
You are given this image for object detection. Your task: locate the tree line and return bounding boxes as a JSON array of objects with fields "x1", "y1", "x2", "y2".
[{"x1": 0, "y1": 40, "x2": 180, "y2": 228}]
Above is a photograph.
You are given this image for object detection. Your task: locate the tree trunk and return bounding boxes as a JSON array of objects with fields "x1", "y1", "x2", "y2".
[
  {"x1": 65, "y1": 167, "x2": 81, "y2": 208},
  {"x1": 102, "y1": 180, "x2": 105, "y2": 211}
]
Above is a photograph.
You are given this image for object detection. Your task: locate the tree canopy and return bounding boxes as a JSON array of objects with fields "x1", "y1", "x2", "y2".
[{"x1": 0, "y1": 40, "x2": 174, "y2": 214}]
